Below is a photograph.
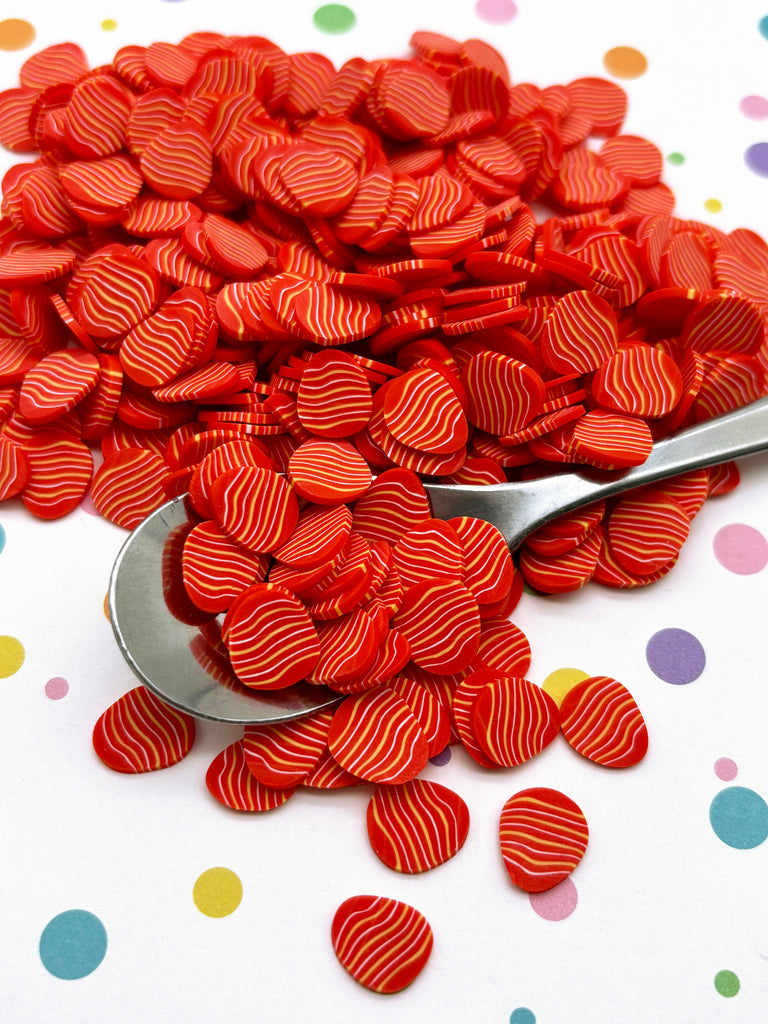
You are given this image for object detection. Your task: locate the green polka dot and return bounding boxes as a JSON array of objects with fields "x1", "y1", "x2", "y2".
[
  {"x1": 313, "y1": 4, "x2": 356, "y2": 34},
  {"x1": 667, "y1": 152, "x2": 685, "y2": 166},
  {"x1": 714, "y1": 969, "x2": 740, "y2": 997}
]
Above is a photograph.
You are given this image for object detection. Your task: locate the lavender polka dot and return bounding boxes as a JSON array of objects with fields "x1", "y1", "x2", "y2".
[
  {"x1": 715, "y1": 757, "x2": 738, "y2": 782},
  {"x1": 529, "y1": 877, "x2": 578, "y2": 921},
  {"x1": 429, "y1": 746, "x2": 452, "y2": 766},
  {"x1": 713, "y1": 523, "x2": 768, "y2": 575},
  {"x1": 45, "y1": 676, "x2": 69, "y2": 700},
  {"x1": 745, "y1": 142, "x2": 768, "y2": 176},
  {"x1": 645, "y1": 628, "x2": 706, "y2": 684},
  {"x1": 740, "y1": 95, "x2": 768, "y2": 119},
  {"x1": 475, "y1": 0, "x2": 518, "y2": 25}
]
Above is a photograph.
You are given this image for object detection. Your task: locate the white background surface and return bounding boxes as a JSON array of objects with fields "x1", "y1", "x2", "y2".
[{"x1": 1, "y1": 2, "x2": 767, "y2": 1021}]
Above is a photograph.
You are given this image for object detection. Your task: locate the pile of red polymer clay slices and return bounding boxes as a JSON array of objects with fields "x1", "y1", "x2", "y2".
[{"x1": 2, "y1": 28, "x2": 768, "y2": 994}]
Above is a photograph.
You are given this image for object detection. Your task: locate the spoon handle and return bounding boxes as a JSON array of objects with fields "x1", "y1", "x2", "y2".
[{"x1": 426, "y1": 396, "x2": 768, "y2": 549}]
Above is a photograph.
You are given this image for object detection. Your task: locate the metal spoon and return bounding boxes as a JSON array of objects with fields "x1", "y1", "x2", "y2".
[{"x1": 109, "y1": 396, "x2": 768, "y2": 725}]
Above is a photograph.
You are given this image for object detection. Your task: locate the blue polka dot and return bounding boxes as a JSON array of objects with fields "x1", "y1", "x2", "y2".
[
  {"x1": 709, "y1": 787, "x2": 768, "y2": 849},
  {"x1": 510, "y1": 1010, "x2": 536, "y2": 1024},
  {"x1": 759, "y1": 15, "x2": 768, "y2": 40},
  {"x1": 39, "y1": 909, "x2": 107, "y2": 979}
]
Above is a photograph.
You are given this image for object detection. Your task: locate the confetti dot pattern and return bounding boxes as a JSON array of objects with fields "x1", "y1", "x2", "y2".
[
  {"x1": 714, "y1": 757, "x2": 738, "y2": 781},
  {"x1": 39, "y1": 909, "x2": 107, "y2": 979},
  {"x1": 745, "y1": 142, "x2": 768, "y2": 176},
  {"x1": 714, "y1": 969, "x2": 740, "y2": 997},
  {"x1": 0, "y1": 18, "x2": 35, "y2": 51},
  {"x1": 45, "y1": 676, "x2": 69, "y2": 700},
  {"x1": 509, "y1": 1010, "x2": 536, "y2": 1024},
  {"x1": 645, "y1": 628, "x2": 705, "y2": 685},
  {"x1": 713, "y1": 524, "x2": 768, "y2": 574},
  {"x1": 740, "y1": 95, "x2": 768, "y2": 119},
  {"x1": 602, "y1": 46, "x2": 648, "y2": 79},
  {"x1": 313, "y1": 4, "x2": 356, "y2": 33},
  {"x1": 528, "y1": 877, "x2": 578, "y2": 921},
  {"x1": 475, "y1": 0, "x2": 518, "y2": 25},
  {"x1": 709, "y1": 786, "x2": 768, "y2": 849},
  {"x1": 192, "y1": 867, "x2": 243, "y2": 917},
  {"x1": 0, "y1": 636, "x2": 25, "y2": 678}
]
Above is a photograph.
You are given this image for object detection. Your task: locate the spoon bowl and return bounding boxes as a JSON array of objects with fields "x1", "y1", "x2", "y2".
[{"x1": 109, "y1": 397, "x2": 768, "y2": 724}]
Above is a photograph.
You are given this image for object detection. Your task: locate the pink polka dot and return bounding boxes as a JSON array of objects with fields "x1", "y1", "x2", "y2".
[
  {"x1": 475, "y1": 0, "x2": 518, "y2": 25},
  {"x1": 79, "y1": 492, "x2": 100, "y2": 516},
  {"x1": 714, "y1": 757, "x2": 738, "y2": 781},
  {"x1": 44, "y1": 676, "x2": 69, "y2": 700},
  {"x1": 739, "y1": 95, "x2": 768, "y2": 120},
  {"x1": 713, "y1": 523, "x2": 768, "y2": 575},
  {"x1": 528, "y1": 877, "x2": 578, "y2": 920}
]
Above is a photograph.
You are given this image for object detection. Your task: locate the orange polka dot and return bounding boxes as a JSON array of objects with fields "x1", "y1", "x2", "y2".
[
  {"x1": 603, "y1": 46, "x2": 648, "y2": 80},
  {"x1": 0, "y1": 18, "x2": 36, "y2": 52}
]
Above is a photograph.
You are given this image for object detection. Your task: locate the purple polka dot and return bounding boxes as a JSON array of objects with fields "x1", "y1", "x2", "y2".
[
  {"x1": 745, "y1": 142, "x2": 768, "y2": 176},
  {"x1": 429, "y1": 746, "x2": 452, "y2": 766},
  {"x1": 713, "y1": 523, "x2": 768, "y2": 575},
  {"x1": 529, "y1": 877, "x2": 578, "y2": 920},
  {"x1": 475, "y1": 0, "x2": 518, "y2": 24},
  {"x1": 45, "y1": 676, "x2": 69, "y2": 700},
  {"x1": 715, "y1": 757, "x2": 738, "y2": 781},
  {"x1": 645, "y1": 628, "x2": 706, "y2": 684},
  {"x1": 740, "y1": 95, "x2": 768, "y2": 119}
]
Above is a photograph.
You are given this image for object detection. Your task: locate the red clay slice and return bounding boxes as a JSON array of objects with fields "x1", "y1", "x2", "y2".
[
  {"x1": 92, "y1": 685, "x2": 195, "y2": 773},
  {"x1": 288, "y1": 439, "x2": 371, "y2": 504},
  {"x1": 607, "y1": 489, "x2": 690, "y2": 575},
  {"x1": 222, "y1": 583, "x2": 320, "y2": 690},
  {"x1": 91, "y1": 448, "x2": 170, "y2": 530},
  {"x1": 451, "y1": 672, "x2": 499, "y2": 768},
  {"x1": 206, "y1": 740, "x2": 295, "y2": 811},
  {"x1": 392, "y1": 578, "x2": 480, "y2": 674},
  {"x1": 591, "y1": 345, "x2": 683, "y2": 418},
  {"x1": 449, "y1": 515, "x2": 515, "y2": 606},
  {"x1": 386, "y1": 674, "x2": 451, "y2": 758},
  {"x1": 273, "y1": 502, "x2": 352, "y2": 569},
  {"x1": 17, "y1": 349, "x2": 101, "y2": 425},
  {"x1": 331, "y1": 894, "x2": 433, "y2": 993},
  {"x1": 559, "y1": 675, "x2": 649, "y2": 767},
  {"x1": 518, "y1": 526, "x2": 603, "y2": 594},
  {"x1": 0, "y1": 437, "x2": 29, "y2": 500},
  {"x1": 20, "y1": 430, "x2": 93, "y2": 519},
  {"x1": 330, "y1": 628, "x2": 411, "y2": 694},
  {"x1": 367, "y1": 778, "x2": 470, "y2": 873},
  {"x1": 461, "y1": 350, "x2": 545, "y2": 435},
  {"x1": 540, "y1": 289, "x2": 618, "y2": 375},
  {"x1": 348, "y1": 468, "x2": 434, "y2": 544},
  {"x1": 499, "y1": 787, "x2": 589, "y2": 892},
  {"x1": 181, "y1": 520, "x2": 270, "y2": 613},
  {"x1": 327, "y1": 686, "x2": 429, "y2": 785},
  {"x1": 472, "y1": 674, "x2": 560, "y2": 767},
  {"x1": 69, "y1": 248, "x2": 161, "y2": 340},
  {"x1": 472, "y1": 619, "x2": 531, "y2": 675},
  {"x1": 243, "y1": 707, "x2": 334, "y2": 788},
  {"x1": 139, "y1": 120, "x2": 213, "y2": 200},
  {"x1": 211, "y1": 465, "x2": 299, "y2": 553},
  {"x1": 393, "y1": 519, "x2": 464, "y2": 587},
  {"x1": 307, "y1": 609, "x2": 380, "y2": 685},
  {"x1": 568, "y1": 409, "x2": 653, "y2": 468},
  {"x1": 296, "y1": 349, "x2": 373, "y2": 438},
  {"x1": 189, "y1": 439, "x2": 274, "y2": 520},
  {"x1": 382, "y1": 365, "x2": 467, "y2": 454}
]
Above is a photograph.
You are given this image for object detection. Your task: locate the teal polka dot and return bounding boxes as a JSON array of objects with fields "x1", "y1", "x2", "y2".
[
  {"x1": 39, "y1": 909, "x2": 107, "y2": 979},
  {"x1": 510, "y1": 1010, "x2": 536, "y2": 1024},
  {"x1": 0, "y1": 523, "x2": 5, "y2": 554},
  {"x1": 709, "y1": 787, "x2": 768, "y2": 849},
  {"x1": 759, "y1": 15, "x2": 768, "y2": 40},
  {"x1": 313, "y1": 4, "x2": 356, "y2": 33}
]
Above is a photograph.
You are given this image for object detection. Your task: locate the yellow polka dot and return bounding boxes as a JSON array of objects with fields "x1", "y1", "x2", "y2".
[
  {"x1": 0, "y1": 18, "x2": 36, "y2": 52},
  {"x1": 603, "y1": 46, "x2": 648, "y2": 80},
  {"x1": 0, "y1": 635, "x2": 25, "y2": 678},
  {"x1": 704, "y1": 198, "x2": 722, "y2": 213},
  {"x1": 542, "y1": 667, "x2": 589, "y2": 707},
  {"x1": 101, "y1": 19, "x2": 118, "y2": 31},
  {"x1": 193, "y1": 867, "x2": 243, "y2": 918}
]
